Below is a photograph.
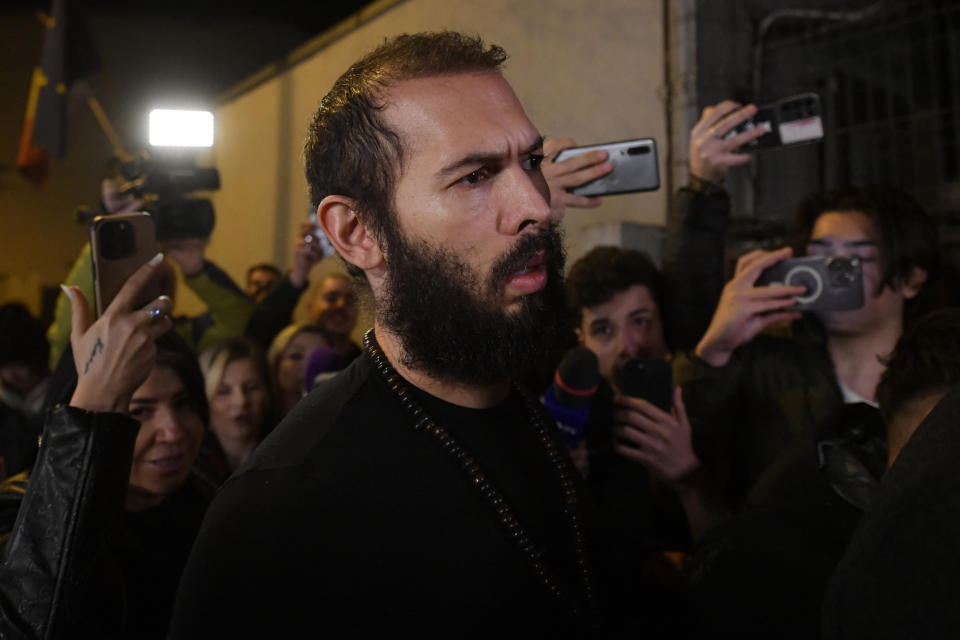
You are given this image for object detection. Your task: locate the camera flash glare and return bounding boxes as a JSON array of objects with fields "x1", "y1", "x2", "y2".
[{"x1": 148, "y1": 109, "x2": 214, "y2": 148}]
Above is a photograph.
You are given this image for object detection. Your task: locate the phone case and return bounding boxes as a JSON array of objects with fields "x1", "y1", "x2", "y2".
[
  {"x1": 553, "y1": 138, "x2": 660, "y2": 197},
  {"x1": 90, "y1": 212, "x2": 159, "y2": 316},
  {"x1": 728, "y1": 92, "x2": 824, "y2": 152},
  {"x1": 755, "y1": 255, "x2": 864, "y2": 311}
]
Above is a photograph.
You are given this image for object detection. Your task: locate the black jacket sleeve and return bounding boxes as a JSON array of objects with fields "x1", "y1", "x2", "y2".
[
  {"x1": 661, "y1": 186, "x2": 732, "y2": 352},
  {"x1": 0, "y1": 406, "x2": 138, "y2": 640}
]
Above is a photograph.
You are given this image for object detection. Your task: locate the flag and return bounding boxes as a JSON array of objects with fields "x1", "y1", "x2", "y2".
[{"x1": 16, "y1": 0, "x2": 99, "y2": 187}]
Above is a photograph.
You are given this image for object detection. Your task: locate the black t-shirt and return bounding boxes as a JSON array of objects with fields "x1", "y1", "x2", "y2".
[
  {"x1": 118, "y1": 476, "x2": 210, "y2": 639},
  {"x1": 171, "y1": 354, "x2": 599, "y2": 638}
]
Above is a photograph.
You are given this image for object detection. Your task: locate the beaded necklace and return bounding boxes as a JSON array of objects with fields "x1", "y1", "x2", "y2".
[{"x1": 363, "y1": 329, "x2": 596, "y2": 618}]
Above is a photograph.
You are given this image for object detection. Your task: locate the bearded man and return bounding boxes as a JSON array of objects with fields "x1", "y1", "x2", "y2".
[{"x1": 171, "y1": 32, "x2": 603, "y2": 638}]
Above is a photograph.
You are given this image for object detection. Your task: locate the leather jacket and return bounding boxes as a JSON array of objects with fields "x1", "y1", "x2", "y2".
[{"x1": 0, "y1": 405, "x2": 138, "y2": 639}]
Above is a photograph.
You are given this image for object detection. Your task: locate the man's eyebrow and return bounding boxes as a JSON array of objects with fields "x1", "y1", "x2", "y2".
[
  {"x1": 628, "y1": 307, "x2": 652, "y2": 316},
  {"x1": 436, "y1": 136, "x2": 545, "y2": 180},
  {"x1": 129, "y1": 397, "x2": 157, "y2": 405},
  {"x1": 522, "y1": 136, "x2": 545, "y2": 156}
]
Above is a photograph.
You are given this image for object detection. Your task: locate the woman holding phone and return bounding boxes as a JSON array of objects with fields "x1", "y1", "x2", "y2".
[{"x1": 0, "y1": 255, "x2": 214, "y2": 639}]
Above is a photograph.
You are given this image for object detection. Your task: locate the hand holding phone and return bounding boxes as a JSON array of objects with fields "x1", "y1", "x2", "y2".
[
  {"x1": 724, "y1": 92, "x2": 823, "y2": 153},
  {"x1": 755, "y1": 255, "x2": 864, "y2": 312},
  {"x1": 689, "y1": 100, "x2": 769, "y2": 183},
  {"x1": 612, "y1": 384, "x2": 700, "y2": 486},
  {"x1": 695, "y1": 247, "x2": 805, "y2": 368},
  {"x1": 291, "y1": 220, "x2": 326, "y2": 289},
  {"x1": 553, "y1": 138, "x2": 659, "y2": 197},
  {"x1": 541, "y1": 137, "x2": 614, "y2": 214},
  {"x1": 90, "y1": 212, "x2": 161, "y2": 316},
  {"x1": 66, "y1": 255, "x2": 173, "y2": 413}
]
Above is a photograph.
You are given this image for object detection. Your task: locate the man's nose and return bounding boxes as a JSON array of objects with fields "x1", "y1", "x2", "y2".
[
  {"x1": 619, "y1": 329, "x2": 645, "y2": 360},
  {"x1": 498, "y1": 165, "x2": 552, "y2": 235}
]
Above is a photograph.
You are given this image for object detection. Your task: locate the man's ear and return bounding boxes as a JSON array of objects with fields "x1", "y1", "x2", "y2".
[
  {"x1": 897, "y1": 265, "x2": 928, "y2": 300},
  {"x1": 574, "y1": 326, "x2": 585, "y2": 346},
  {"x1": 316, "y1": 196, "x2": 384, "y2": 273}
]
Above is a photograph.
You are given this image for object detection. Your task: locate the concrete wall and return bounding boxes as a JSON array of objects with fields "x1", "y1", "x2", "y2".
[{"x1": 203, "y1": 0, "x2": 672, "y2": 324}]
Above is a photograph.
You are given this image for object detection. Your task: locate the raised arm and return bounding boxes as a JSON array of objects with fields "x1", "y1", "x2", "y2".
[{"x1": 0, "y1": 257, "x2": 171, "y2": 639}]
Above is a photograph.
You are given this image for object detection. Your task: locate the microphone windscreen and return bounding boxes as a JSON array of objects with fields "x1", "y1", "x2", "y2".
[
  {"x1": 554, "y1": 347, "x2": 599, "y2": 408},
  {"x1": 304, "y1": 346, "x2": 343, "y2": 392}
]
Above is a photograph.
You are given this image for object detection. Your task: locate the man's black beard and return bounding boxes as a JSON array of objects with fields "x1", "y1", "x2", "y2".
[{"x1": 378, "y1": 224, "x2": 567, "y2": 388}]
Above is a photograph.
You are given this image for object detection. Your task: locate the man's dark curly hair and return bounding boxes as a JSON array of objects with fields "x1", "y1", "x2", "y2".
[
  {"x1": 303, "y1": 31, "x2": 508, "y2": 284},
  {"x1": 565, "y1": 246, "x2": 665, "y2": 329},
  {"x1": 877, "y1": 307, "x2": 960, "y2": 425}
]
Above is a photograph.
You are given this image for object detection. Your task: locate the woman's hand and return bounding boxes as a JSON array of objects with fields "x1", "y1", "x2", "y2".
[{"x1": 66, "y1": 253, "x2": 174, "y2": 413}]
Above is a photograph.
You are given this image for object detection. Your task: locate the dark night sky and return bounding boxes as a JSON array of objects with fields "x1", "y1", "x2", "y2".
[
  {"x1": 2, "y1": 0, "x2": 374, "y2": 164},
  {"x1": 0, "y1": 0, "x2": 374, "y2": 293}
]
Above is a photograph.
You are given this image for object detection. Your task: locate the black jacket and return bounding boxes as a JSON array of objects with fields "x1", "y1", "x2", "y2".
[{"x1": 0, "y1": 406, "x2": 138, "y2": 639}]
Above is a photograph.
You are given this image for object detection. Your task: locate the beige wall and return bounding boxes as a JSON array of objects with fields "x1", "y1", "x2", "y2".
[{"x1": 198, "y1": 0, "x2": 671, "y2": 329}]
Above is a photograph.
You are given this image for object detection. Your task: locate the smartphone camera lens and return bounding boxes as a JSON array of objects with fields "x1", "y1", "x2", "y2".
[
  {"x1": 99, "y1": 220, "x2": 136, "y2": 260},
  {"x1": 827, "y1": 256, "x2": 859, "y2": 287},
  {"x1": 627, "y1": 145, "x2": 650, "y2": 156}
]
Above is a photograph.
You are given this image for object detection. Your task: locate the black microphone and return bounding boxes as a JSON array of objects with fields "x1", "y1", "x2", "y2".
[{"x1": 542, "y1": 347, "x2": 599, "y2": 447}]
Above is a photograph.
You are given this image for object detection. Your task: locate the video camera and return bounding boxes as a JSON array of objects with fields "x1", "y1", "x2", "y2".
[{"x1": 116, "y1": 152, "x2": 219, "y2": 241}]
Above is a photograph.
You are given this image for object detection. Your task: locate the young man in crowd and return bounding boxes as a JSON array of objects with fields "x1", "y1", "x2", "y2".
[
  {"x1": 171, "y1": 32, "x2": 606, "y2": 637},
  {"x1": 678, "y1": 187, "x2": 939, "y2": 638},
  {"x1": 244, "y1": 263, "x2": 282, "y2": 304},
  {"x1": 683, "y1": 187, "x2": 939, "y2": 508},
  {"x1": 564, "y1": 247, "x2": 726, "y2": 635}
]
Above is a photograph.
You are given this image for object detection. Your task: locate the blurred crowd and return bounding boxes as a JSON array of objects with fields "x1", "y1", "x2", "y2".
[{"x1": 0, "y1": 30, "x2": 958, "y2": 640}]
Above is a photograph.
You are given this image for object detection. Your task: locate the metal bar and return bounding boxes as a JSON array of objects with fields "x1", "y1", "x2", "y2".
[
  {"x1": 945, "y1": 3, "x2": 960, "y2": 182},
  {"x1": 924, "y1": 0, "x2": 944, "y2": 199}
]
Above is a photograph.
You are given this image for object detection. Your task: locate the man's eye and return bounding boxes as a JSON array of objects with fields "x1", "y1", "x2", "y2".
[
  {"x1": 524, "y1": 153, "x2": 545, "y2": 171},
  {"x1": 459, "y1": 168, "x2": 490, "y2": 185},
  {"x1": 632, "y1": 317, "x2": 649, "y2": 328},
  {"x1": 590, "y1": 325, "x2": 613, "y2": 338}
]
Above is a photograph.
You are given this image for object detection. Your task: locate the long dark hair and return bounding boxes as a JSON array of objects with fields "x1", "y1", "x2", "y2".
[{"x1": 154, "y1": 331, "x2": 209, "y2": 427}]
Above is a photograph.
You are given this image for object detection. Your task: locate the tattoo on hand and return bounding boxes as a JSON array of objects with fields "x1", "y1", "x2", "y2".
[{"x1": 84, "y1": 338, "x2": 104, "y2": 374}]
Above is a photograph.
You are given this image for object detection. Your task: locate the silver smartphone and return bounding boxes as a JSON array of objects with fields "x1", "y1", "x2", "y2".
[{"x1": 553, "y1": 138, "x2": 660, "y2": 197}]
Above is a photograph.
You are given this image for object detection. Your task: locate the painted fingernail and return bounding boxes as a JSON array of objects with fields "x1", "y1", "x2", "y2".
[
  {"x1": 149, "y1": 252, "x2": 165, "y2": 267},
  {"x1": 59, "y1": 284, "x2": 74, "y2": 300}
]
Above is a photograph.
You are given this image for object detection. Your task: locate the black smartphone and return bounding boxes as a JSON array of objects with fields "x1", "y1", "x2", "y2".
[
  {"x1": 755, "y1": 255, "x2": 864, "y2": 312},
  {"x1": 615, "y1": 358, "x2": 673, "y2": 412},
  {"x1": 726, "y1": 92, "x2": 823, "y2": 152},
  {"x1": 89, "y1": 212, "x2": 159, "y2": 316},
  {"x1": 552, "y1": 138, "x2": 660, "y2": 197}
]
